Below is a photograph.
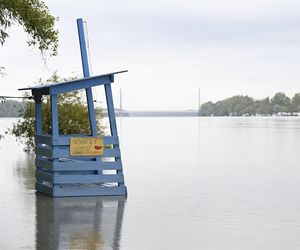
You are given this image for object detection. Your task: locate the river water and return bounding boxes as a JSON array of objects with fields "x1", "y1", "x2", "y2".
[{"x1": 0, "y1": 117, "x2": 300, "y2": 249}]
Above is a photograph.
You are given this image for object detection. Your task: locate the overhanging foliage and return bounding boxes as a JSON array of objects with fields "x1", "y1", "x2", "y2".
[{"x1": 0, "y1": 0, "x2": 58, "y2": 56}]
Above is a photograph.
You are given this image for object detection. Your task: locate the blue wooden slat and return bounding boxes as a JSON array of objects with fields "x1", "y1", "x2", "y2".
[
  {"x1": 53, "y1": 174, "x2": 124, "y2": 184},
  {"x1": 53, "y1": 135, "x2": 119, "y2": 146},
  {"x1": 104, "y1": 136, "x2": 120, "y2": 145},
  {"x1": 66, "y1": 157, "x2": 97, "y2": 161},
  {"x1": 35, "y1": 135, "x2": 52, "y2": 145},
  {"x1": 53, "y1": 147, "x2": 120, "y2": 158},
  {"x1": 52, "y1": 185, "x2": 127, "y2": 197},
  {"x1": 35, "y1": 145, "x2": 121, "y2": 158},
  {"x1": 25, "y1": 73, "x2": 127, "y2": 95},
  {"x1": 35, "y1": 157, "x2": 122, "y2": 171},
  {"x1": 54, "y1": 160, "x2": 122, "y2": 171},
  {"x1": 36, "y1": 135, "x2": 119, "y2": 146},
  {"x1": 35, "y1": 146, "x2": 53, "y2": 158},
  {"x1": 35, "y1": 158, "x2": 53, "y2": 170},
  {"x1": 36, "y1": 169, "x2": 53, "y2": 182},
  {"x1": 36, "y1": 183, "x2": 53, "y2": 196},
  {"x1": 19, "y1": 71, "x2": 127, "y2": 91},
  {"x1": 50, "y1": 76, "x2": 111, "y2": 95}
]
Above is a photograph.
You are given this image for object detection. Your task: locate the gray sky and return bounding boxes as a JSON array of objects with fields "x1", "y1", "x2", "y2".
[{"x1": 2, "y1": 0, "x2": 300, "y2": 110}]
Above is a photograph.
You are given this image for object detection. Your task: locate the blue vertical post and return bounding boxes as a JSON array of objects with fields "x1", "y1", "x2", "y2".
[
  {"x1": 105, "y1": 83, "x2": 118, "y2": 136},
  {"x1": 51, "y1": 94, "x2": 59, "y2": 182},
  {"x1": 77, "y1": 18, "x2": 98, "y2": 136},
  {"x1": 34, "y1": 96, "x2": 43, "y2": 135},
  {"x1": 105, "y1": 83, "x2": 124, "y2": 187},
  {"x1": 35, "y1": 95, "x2": 43, "y2": 184},
  {"x1": 51, "y1": 94, "x2": 59, "y2": 137}
]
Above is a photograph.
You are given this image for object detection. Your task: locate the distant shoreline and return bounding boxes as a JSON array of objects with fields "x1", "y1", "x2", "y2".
[
  {"x1": 115, "y1": 110, "x2": 199, "y2": 117},
  {"x1": 112, "y1": 110, "x2": 300, "y2": 117},
  {"x1": 3, "y1": 110, "x2": 300, "y2": 118}
]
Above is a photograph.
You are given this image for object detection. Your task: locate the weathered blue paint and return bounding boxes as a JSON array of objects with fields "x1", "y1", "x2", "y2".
[
  {"x1": 77, "y1": 18, "x2": 98, "y2": 136},
  {"x1": 104, "y1": 83, "x2": 125, "y2": 187},
  {"x1": 33, "y1": 130, "x2": 127, "y2": 197},
  {"x1": 105, "y1": 83, "x2": 118, "y2": 136},
  {"x1": 52, "y1": 185, "x2": 126, "y2": 197},
  {"x1": 34, "y1": 96, "x2": 42, "y2": 135},
  {"x1": 86, "y1": 87, "x2": 98, "y2": 135},
  {"x1": 35, "y1": 145, "x2": 121, "y2": 158},
  {"x1": 51, "y1": 94, "x2": 59, "y2": 137},
  {"x1": 35, "y1": 158, "x2": 123, "y2": 171},
  {"x1": 19, "y1": 18, "x2": 127, "y2": 197},
  {"x1": 18, "y1": 72, "x2": 127, "y2": 95},
  {"x1": 53, "y1": 174, "x2": 124, "y2": 184},
  {"x1": 77, "y1": 18, "x2": 91, "y2": 77},
  {"x1": 35, "y1": 134, "x2": 119, "y2": 146}
]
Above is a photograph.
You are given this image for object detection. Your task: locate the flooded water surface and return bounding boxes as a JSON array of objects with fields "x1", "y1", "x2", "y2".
[{"x1": 0, "y1": 117, "x2": 300, "y2": 249}]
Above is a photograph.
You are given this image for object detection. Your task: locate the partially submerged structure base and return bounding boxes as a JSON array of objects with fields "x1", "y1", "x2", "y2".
[{"x1": 36, "y1": 183, "x2": 127, "y2": 197}]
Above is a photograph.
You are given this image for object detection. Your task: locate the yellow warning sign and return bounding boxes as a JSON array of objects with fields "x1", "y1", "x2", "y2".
[{"x1": 70, "y1": 137, "x2": 104, "y2": 156}]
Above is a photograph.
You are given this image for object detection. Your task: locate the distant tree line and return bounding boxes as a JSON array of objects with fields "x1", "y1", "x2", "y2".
[
  {"x1": 0, "y1": 100, "x2": 24, "y2": 117},
  {"x1": 199, "y1": 92, "x2": 300, "y2": 116}
]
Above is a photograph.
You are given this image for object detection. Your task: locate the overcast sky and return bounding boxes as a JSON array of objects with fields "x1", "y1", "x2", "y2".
[{"x1": 2, "y1": 0, "x2": 300, "y2": 110}]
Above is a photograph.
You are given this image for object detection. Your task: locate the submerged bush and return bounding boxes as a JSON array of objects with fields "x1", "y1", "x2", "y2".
[{"x1": 9, "y1": 73, "x2": 106, "y2": 151}]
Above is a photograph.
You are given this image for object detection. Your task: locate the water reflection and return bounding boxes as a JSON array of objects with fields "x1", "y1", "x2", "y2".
[
  {"x1": 10, "y1": 143, "x2": 127, "y2": 250},
  {"x1": 36, "y1": 195, "x2": 126, "y2": 250},
  {"x1": 13, "y1": 153, "x2": 35, "y2": 190}
]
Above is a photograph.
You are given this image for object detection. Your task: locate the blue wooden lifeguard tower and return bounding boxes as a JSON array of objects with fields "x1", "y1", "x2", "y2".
[{"x1": 19, "y1": 19, "x2": 127, "y2": 197}]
